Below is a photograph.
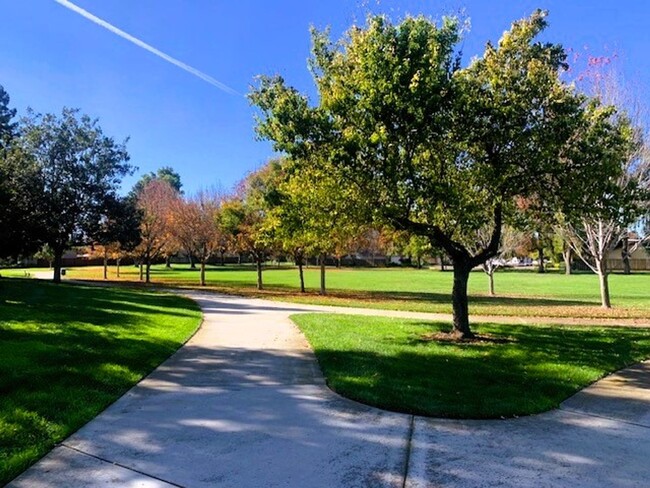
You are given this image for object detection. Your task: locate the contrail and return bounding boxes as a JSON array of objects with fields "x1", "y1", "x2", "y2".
[{"x1": 53, "y1": 0, "x2": 240, "y2": 96}]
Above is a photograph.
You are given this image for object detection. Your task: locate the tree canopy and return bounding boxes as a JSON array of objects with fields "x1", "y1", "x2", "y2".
[
  {"x1": 15, "y1": 108, "x2": 133, "y2": 282},
  {"x1": 250, "y1": 10, "x2": 631, "y2": 337},
  {"x1": 0, "y1": 85, "x2": 16, "y2": 147},
  {"x1": 132, "y1": 166, "x2": 183, "y2": 196}
]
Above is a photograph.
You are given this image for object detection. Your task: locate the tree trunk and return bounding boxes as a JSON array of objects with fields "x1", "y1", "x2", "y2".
[
  {"x1": 622, "y1": 235, "x2": 631, "y2": 275},
  {"x1": 220, "y1": 250, "x2": 225, "y2": 266},
  {"x1": 200, "y1": 261, "x2": 206, "y2": 286},
  {"x1": 256, "y1": 257, "x2": 263, "y2": 290},
  {"x1": 238, "y1": 253, "x2": 242, "y2": 265},
  {"x1": 487, "y1": 269, "x2": 495, "y2": 297},
  {"x1": 417, "y1": 256, "x2": 422, "y2": 269},
  {"x1": 319, "y1": 253, "x2": 326, "y2": 295},
  {"x1": 451, "y1": 260, "x2": 473, "y2": 338},
  {"x1": 116, "y1": 258, "x2": 121, "y2": 278},
  {"x1": 597, "y1": 260, "x2": 612, "y2": 308},
  {"x1": 563, "y1": 246, "x2": 572, "y2": 275},
  {"x1": 298, "y1": 262, "x2": 305, "y2": 293},
  {"x1": 439, "y1": 253, "x2": 445, "y2": 271},
  {"x1": 295, "y1": 251, "x2": 306, "y2": 293},
  {"x1": 337, "y1": 256, "x2": 342, "y2": 269},
  {"x1": 53, "y1": 246, "x2": 63, "y2": 284},
  {"x1": 537, "y1": 247, "x2": 545, "y2": 273},
  {"x1": 145, "y1": 260, "x2": 151, "y2": 283},
  {"x1": 103, "y1": 249, "x2": 108, "y2": 280},
  {"x1": 139, "y1": 262, "x2": 144, "y2": 281},
  {"x1": 165, "y1": 255, "x2": 172, "y2": 268}
]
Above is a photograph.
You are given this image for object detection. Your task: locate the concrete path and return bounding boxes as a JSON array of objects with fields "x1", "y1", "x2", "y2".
[{"x1": 9, "y1": 291, "x2": 650, "y2": 487}]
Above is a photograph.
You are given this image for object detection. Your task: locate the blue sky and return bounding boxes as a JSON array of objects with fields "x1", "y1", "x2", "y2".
[{"x1": 1, "y1": 1, "x2": 648, "y2": 195}]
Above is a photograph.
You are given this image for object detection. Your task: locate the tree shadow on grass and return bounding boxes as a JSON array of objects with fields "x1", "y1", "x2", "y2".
[
  {"x1": 0, "y1": 280, "x2": 198, "y2": 327},
  {"x1": 0, "y1": 280, "x2": 200, "y2": 485},
  {"x1": 310, "y1": 321, "x2": 650, "y2": 419},
  {"x1": 361, "y1": 290, "x2": 593, "y2": 308},
  {"x1": 149, "y1": 280, "x2": 599, "y2": 310}
]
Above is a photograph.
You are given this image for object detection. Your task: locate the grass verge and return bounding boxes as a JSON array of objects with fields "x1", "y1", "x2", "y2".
[
  {"x1": 291, "y1": 313, "x2": 650, "y2": 418},
  {"x1": 0, "y1": 278, "x2": 201, "y2": 485}
]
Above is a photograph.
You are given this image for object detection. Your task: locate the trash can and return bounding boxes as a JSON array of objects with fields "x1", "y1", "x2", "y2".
[{"x1": 61, "y1": 269, "x2": 66, "y2": 276}]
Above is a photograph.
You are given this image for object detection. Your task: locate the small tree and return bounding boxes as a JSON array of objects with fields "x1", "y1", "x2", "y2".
[
  {"x1": 554, "y1": 102, "x2": 643, "y2": 308},
  {"x1": 171, "y1": 190, "x2": 223, "y2": 286},
  {"x1": 34, "y1": 244, "x2": 55, "y2": 268},
  {"x1": 135, "y1": 180, "x2": 178, "y2": 283},
  {"x1": 467, "y1": 226, "x2": 526, "y2": 296},
  {"x1": 132, "y1": 167, "x2": 183, "y2": 268},
  {"x1": 267, "y1": 158, "x2": 363, "y2": 294},
  {"x1": 401, "y1": 234, "x2": 432, "y2": 269},
  {"x1": 93, "y1": 196, "x2": 142, "y2": 279}
]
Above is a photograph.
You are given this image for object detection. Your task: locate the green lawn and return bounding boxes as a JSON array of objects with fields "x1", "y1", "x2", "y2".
[
  {"x1": 58, "y1": 264, "x2": 650, "y2": 319},
  {"x1": 0, "y1": 268, "x2": 43, "y2": 279},
  {"x1": 0, "y1": 278, "x2": 201, "y2": 485},
  {"x1": 292, "y1": 313, "x2": 650, "y2": 418}
]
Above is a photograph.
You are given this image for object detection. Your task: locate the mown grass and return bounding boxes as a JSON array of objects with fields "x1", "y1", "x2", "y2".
[
  {"x1": 0, "y1": 268, "x2": 43, "y2": 279},
  {"x1": 56, "y1": 264, "x2": 650, "y2": 319},
  {"x1": 0, "y1": 278, "x2": 201, "y2": 485},
  {"x1": 292, "y1": 313, "x2": 650, "y2": 418}
]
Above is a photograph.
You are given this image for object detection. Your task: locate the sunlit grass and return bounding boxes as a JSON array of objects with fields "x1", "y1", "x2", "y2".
[
  {"x1": 0, "y1": 278, "x2": 201, "y2": 485},
  {"x1": 293, "y1": 313, "x2": 650, "y2": 418},
  {"x1": 56, "y1": 264, "x2": 650, "y2": 319}
]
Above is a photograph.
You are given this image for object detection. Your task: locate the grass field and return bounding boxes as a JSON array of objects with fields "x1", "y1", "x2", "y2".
[
  {"x1": 36, "y1": 263, "x2": 650, "y2": 320},
  {"x1": 293, "y1": 313, "x2": 650, "y2": 418},
  {"x1": 0, "y1": 278, "x2": 201, "y2": 485},
  {"x1": 0, "y1": 268, "x2": 39, "y2": 278}
]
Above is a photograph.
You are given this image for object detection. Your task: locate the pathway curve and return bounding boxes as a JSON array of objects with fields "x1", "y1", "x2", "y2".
[{"x1": 9, "y1": 291, "x2": 650, "y2": 487}]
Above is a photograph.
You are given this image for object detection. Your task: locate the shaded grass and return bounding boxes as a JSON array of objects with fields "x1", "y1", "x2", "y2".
[
  {"x1": 0, "y1": 278, "x2": 201, "y2": 485},
  {"x1": 292, "y1": 313, "x2": 650, "y2": 418},
  {"x1": 59, "y1": 264, "x2": 650, "y2": 320}
]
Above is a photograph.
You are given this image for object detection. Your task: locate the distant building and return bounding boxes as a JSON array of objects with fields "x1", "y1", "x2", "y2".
[{"x1": 606, "y1": 233, "x2": 650, "y2": 271}]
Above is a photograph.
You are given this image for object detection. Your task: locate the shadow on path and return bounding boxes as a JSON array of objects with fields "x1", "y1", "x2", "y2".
[{"x1": 9, "y1": 290, "x2": 650, "y2": 488}]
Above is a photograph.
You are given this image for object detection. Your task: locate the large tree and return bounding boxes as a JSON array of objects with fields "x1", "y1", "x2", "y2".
[
  {"x1": 0, "y1": 85, "x2": 17, "y2": 147},
  {"x1": 15, "y1": 108, "x2": 132, "y2": 282},
  {"x1": 132, "y1": 166, "x2": 183, "y2": 195},
  {"x1": 0, "y1": 87, "x2": 42, "y2": 260},
  {"x1": 251, "y1": 11, "x2": 598, "y2": 338}
]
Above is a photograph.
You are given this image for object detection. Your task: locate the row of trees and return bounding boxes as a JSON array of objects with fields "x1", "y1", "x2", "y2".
[{"x1": 2, "y1": 11, "x2": 648, "y2": 340}]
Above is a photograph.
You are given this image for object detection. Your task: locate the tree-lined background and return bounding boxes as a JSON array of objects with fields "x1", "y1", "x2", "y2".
[{"x1": 1, "y1": 10, "x2": 649, "y2": 339}]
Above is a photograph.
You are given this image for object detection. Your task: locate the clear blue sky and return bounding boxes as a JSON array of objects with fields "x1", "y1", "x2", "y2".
[{"x1": 1, "y1": 1, "x2": 648, "y2": 194}]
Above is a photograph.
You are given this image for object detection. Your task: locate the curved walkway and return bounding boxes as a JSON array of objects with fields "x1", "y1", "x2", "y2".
[{"x1": 9, "y1": 291, "x2": 650, "y2": 487}]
